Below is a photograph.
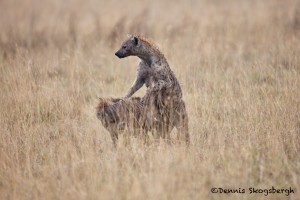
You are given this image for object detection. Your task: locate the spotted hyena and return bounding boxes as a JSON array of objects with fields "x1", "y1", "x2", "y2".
[
  {"x1": 96, "y1": 97, "x2": 150, "y2": 147},
  {"x1": 115, "y1": 35, "x2": 189, "y2": 144}
]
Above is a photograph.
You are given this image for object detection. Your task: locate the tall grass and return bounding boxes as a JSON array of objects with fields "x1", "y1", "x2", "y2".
[{"x1": 0, "y1": 0, "x2": 299, "y2": 199}]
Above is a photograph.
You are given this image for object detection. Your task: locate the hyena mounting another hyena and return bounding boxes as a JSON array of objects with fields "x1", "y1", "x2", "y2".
[{"x1": 115, "y1": 35, "x2": 190, "y2": 144}]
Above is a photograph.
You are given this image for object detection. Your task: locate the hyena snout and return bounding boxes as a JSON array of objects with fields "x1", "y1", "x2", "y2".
[
  {"x1": 96, "y1": 109, "x2": 106, "y2": 122},
  {"x1": 96, "y1": 110, "x2": 102, "y2": 119},
  {"x1": 115, "y1": 49, "x2": 129, "y2": 58}
]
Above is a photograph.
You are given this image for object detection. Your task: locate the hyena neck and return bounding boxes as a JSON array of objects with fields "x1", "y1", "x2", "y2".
[
  {"x1": 138, "y1": 54, "x2": 167, "y2": 66},
  {"x1": 137, "y1": 38, "x2": 167, "y2": 66}
]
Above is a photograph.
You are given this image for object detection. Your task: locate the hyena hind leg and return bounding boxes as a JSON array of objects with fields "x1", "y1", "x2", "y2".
[
  {"x1": 175, "y1": 102, "x2": 190, "y2": 145},
  {"x1": 110, "y1": 131, "x2": 119, "y2": 148}
]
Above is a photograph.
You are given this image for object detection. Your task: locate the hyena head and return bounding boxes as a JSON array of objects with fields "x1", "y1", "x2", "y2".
[
  {"x1": 115, "y1": 35, "x2": 140, "y2": 58},
  {"x1": 96, "y1": 98, "x2": 121, "y2": 127},
  {"x1": 115, "y1": 35, "x2": 160, "y2": 60}
]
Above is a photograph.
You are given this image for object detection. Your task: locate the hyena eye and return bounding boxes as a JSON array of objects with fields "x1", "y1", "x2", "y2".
[{"x1": 122, "y1": 46, "x2": 127, "y2": 49}]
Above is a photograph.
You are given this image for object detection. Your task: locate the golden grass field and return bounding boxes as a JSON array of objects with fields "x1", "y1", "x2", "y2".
[{"x1": 0, "y1": 0, "x2": 300, "y2": 199}]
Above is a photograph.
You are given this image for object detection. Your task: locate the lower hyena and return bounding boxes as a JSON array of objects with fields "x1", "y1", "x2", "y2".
[
  {"x1": 115, "y1": 35, "x2": 189, "y2": 144},
  {"x1": 96, "y1": 97, "x2": 149, "y2": 147}
]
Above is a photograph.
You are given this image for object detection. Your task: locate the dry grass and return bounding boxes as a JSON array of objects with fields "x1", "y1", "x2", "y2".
[{"x1": 0, "y1": 0, "x2": 300, "y2": 199}]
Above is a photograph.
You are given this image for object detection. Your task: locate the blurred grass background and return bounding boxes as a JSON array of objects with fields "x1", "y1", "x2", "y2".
[{"x1": 0, "y1": 0, "x2": 300, "y2": 199}]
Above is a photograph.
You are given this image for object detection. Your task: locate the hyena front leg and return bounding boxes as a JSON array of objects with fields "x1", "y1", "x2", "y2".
[{"x1": 125, "y1": 77, "x2": 144, "y2": 98}]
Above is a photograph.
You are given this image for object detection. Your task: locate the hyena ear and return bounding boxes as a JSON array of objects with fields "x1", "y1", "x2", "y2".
[
  {"x1": 133, "y1": 36, "x2": 139, "y2": 46},
  {"x1": 98, "y1": 98, "x2": 109, "y2": 108}
]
